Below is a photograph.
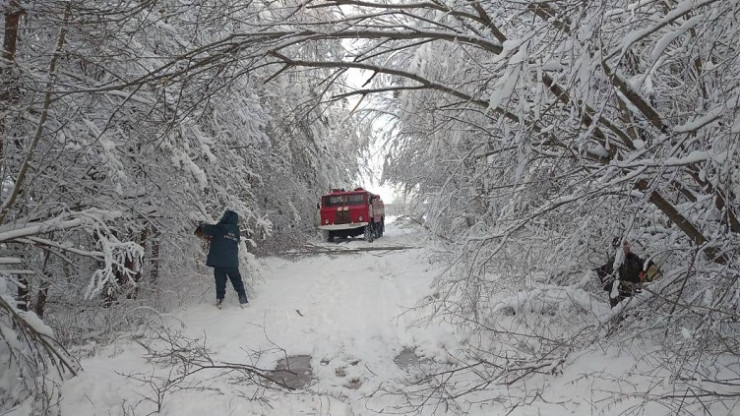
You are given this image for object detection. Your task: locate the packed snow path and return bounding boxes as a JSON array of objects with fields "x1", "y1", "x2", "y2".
[{"x1": 59, "y1": 217, "x2": 461, "y2": 416}]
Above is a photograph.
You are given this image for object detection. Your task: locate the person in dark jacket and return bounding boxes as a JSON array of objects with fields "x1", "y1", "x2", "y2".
[
  {"x1": 596, "y1": 240, "x2": 649, "y2": 308},
  {"x1": 196, "y1": 210, "x2": 249, "y2": 309}
]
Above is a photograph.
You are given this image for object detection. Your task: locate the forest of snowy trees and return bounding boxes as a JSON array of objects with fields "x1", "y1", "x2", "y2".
[{"x1": 2, "y1": 0, "x2": 739, "y2": 414}]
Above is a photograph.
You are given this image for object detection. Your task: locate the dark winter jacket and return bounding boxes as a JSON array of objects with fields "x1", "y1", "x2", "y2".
[
  {"x1": 597, "y1": 252, "x2": 648, "y2": 304},
  {"x1": 597, "y1": 252, "x2": 645, "y2": 285},
  {"x1": 198, "y1": 210, "x2": 241, "y2": 269}
]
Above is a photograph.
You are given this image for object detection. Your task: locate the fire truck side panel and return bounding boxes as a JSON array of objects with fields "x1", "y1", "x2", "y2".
[{"x1": 371, "y1": 196, "x2": 384, "y2": 223}]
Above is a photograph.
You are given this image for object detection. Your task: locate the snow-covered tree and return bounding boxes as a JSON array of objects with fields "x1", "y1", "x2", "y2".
[
  {"x1": 1, "y1": 0, "x2": 365, "y2": 410},
  {"x1": 224, "y1": 0, "x2": 740, "y2": 411},
  {"x1": 3, "y1": 0, "x2": 738, "y2": 412}
]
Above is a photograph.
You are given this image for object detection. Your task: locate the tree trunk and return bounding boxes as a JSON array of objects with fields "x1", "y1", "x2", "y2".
[
  {"x1": 1, "y1": 1, "x2": 24, "y2": 168},
  {"x1": 125, "y1": 228, "x2": 149, "y2": 300},
  {"x1": 1, "y1": 1, "x2": 22, "y2": 62},
  {"x1": 636, "y1": 180, "x2": 725, "y2": 264},
  {"x1": 17, "y1": 275, "x2": 30, "y2": 311},
  {"x1": 150, "y1": 230, "x2": 160, "y2": 283},
  {"x1": 34, "y1": 245, "x2": 54, "y2": 318},
  {"x1": 35, "y1": 283, "x2": 49, "y2": 317},
  {"x1": 0, "y1": 1, "x2": 70, "y2": 225}
]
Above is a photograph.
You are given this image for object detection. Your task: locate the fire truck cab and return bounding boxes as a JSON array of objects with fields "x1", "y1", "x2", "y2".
[{"x1": 318, "y1": 188, "x2": 385, "y2": 242}]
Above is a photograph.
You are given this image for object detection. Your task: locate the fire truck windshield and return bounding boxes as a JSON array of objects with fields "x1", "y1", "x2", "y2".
[{"x1": 323, "y1": 193, "x2": 365, "y2": 207}]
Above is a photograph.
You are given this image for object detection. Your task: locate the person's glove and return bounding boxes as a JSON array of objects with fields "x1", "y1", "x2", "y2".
[{"x1": 194, "y1": 224, "x2": 210, "y2": 241}]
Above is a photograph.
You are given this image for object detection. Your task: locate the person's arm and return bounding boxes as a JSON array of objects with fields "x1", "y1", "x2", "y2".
[
  {"x1": 194, "y1": 226, "x2": 206, "y2": 238},
  {"x1": 198, "y1": 222, "x2": 220, "y2": 237}
]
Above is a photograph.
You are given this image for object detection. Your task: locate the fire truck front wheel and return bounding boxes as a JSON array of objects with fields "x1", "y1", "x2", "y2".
[
  {"x1": 323, "y1": 230, "x2": 334, "y2": 243},
  {"x1": 364, "y1": 224, "x2": 375, "y2": 243}
]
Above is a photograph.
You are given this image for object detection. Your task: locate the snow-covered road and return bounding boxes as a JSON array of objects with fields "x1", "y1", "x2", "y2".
[
  {"x1": 57, "y1": 217, "x2": 463, "y2": 416},
  {"x1": 15, "y1": 217, "x2": 719, "y2": 416}
]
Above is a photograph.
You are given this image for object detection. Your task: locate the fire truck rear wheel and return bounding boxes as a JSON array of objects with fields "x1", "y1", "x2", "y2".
[{"x1": 364, "y1": 225, "x2": 374, "y2": 243}]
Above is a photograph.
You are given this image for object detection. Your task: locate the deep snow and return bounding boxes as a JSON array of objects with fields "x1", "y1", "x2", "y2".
[
  {"x1": 52, "y1": 218, "x2": 466, "y2": 416},
  {"x1": 7, "y1": 217, "x2": 736, "y2": 416}
]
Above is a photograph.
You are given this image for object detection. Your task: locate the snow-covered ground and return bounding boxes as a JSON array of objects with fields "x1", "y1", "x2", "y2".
[
  {"x1": 10, "y1": 217, "x2": 733, "y2": 415},
  {"x1": 46, "y1": 217, "x2": 467, "y2": 415}
]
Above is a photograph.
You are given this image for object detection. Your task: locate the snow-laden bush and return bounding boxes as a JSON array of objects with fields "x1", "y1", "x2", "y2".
[{"x1": 1, "y1": 0, "x2": 365, "y2": 412}]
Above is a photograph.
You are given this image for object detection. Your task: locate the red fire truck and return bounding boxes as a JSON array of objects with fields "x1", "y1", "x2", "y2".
[{"x1": 318, "y1": 188, "x2": 385, "y2": 242}]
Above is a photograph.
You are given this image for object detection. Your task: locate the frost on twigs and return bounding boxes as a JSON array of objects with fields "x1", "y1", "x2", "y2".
[
  {"x1": 112, "y1": 324, "x2": 298, "y2": 414},
  {"x1": 0, "y1": 293, "x2": 79, "y2": 414},
  {"x1": 85, "y1": 231, "x2": 144, "y2": 300}
]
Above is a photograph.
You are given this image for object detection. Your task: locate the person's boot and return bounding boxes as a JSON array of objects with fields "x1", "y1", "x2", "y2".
[
  {"x1": 238, "y1": 293, "x2": 249, "y2": 309},
  {"x1": 217, "y1": 299, "x2": 224, "y2": 309}
]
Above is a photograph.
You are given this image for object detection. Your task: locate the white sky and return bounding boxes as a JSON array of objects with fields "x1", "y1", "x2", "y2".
[
  {"x1": 343, "y1": 62, "x2": 400, "y2": 205},
  {"x1": 358, "y1": 148, "x2": 399, "y2": 204},
  {"x1": 9, "y1": 218, "x2": 733, "y2": 416}
]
